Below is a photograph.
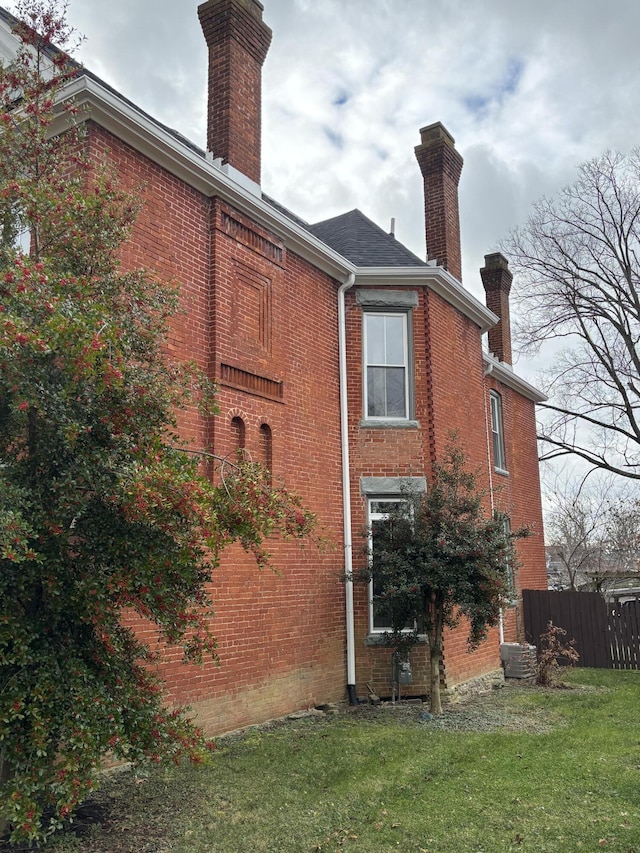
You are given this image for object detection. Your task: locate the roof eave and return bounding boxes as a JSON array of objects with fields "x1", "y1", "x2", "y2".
[
  {"x1": 354, "y1": 266, "x2": 498, "y2": 332},
  {"x1": 56, "y1": 75, "x2": 355, "y2": 282},
  {"x1": 483, "y1": 352, "x2": 547, "y2": 403}
]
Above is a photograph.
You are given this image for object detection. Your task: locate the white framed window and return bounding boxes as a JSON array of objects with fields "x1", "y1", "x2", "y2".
[
  {"x1": 368, "y1": 498, "x2": 412, "y2": 633},
  {"x1": 501, "y1": 515, "x2": 515, "y2": 600},
  {"x1": 14, "y1": 227, "x2": 31, "y2": 253},
  {"x1": 363, "y1": 312, "x2": 409, "y2": 420},
  {"x1": 490, "y1": 391, "x2": 507, "y2": 472},
  {"x1": 1, "y1": 212, "x2": 30, "y2": 253}
]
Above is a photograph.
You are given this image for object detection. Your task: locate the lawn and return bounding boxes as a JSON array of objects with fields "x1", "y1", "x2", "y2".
[{"x1": 35, "y1": 669, "x2": 640, "y2": 852}]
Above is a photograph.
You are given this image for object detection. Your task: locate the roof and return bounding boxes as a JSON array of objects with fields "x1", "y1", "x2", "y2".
[{"x1": 308, "y1": 209, "x2": 426, "y2": 268}]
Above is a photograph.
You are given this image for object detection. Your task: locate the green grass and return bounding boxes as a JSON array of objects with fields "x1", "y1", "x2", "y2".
[{"x1": 46, "y1": 669, "x2": 640, "y2": 853}]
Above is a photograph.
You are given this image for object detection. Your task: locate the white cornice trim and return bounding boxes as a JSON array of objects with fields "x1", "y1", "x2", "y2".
[
  {"x1": 355, "y1": 267, "x2": 497, "y2": 332},
  {"x1": 483, "y1": 352, "x2": 547, "y2": 403},
  {"x1": 54, "y1": 76, "x2": 498, "y2": 332},
  {"x1": 56, "y1": 75, "x2": 356, "y2": 281}
]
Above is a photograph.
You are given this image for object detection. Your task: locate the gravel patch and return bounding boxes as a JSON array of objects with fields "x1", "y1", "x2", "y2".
[{"x1": 342, "y1": 681, "x2": 576, "y2": 734}]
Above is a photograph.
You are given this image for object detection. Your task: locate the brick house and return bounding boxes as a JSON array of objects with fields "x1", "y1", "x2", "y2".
[{"x1": 0, "y1": 0, "x2": 548, "y2": 732}]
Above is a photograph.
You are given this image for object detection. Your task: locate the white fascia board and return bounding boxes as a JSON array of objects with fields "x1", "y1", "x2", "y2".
[
  {"x1": 55, "y1": 75, "x2": 356, "y2": 283},
  {"x1": 355, "y1": 267, "x2": 498, "y2": 332},
  {"x1": 0, "y1": 16, "x2": 18, "y2": 63},
  {"x1": 483, "y1": 352, "x2": 547, "y2": 403}
]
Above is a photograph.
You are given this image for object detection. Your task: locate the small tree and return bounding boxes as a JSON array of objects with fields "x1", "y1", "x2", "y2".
[
  {"x1": 535, "y1": 622, "x2": 580, "y2": 687},
  {"x1": 544, "y1": 477, "x2": 608, "y2": 591},
  {"x1": 356, "y1": 443, "x2": 527, "y2": 715},
  {"x1": 0, "y1": 3, "x2": 313, "y2": 844}
]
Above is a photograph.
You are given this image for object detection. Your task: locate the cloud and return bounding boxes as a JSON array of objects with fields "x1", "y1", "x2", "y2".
[{"x1": 6, "y1": 0, "x2": 640, "y2": 390}]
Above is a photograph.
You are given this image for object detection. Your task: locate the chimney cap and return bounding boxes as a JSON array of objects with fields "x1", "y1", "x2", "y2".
[
  {"x1": 482, "y1": 252, "x2": 510, "y2": 272},
  {"x1": 198, "y1": 0, "x2": 268, "y2": 27},
  {"x1": 417, "y1": 121, "x2": 456, "y2": 150}
]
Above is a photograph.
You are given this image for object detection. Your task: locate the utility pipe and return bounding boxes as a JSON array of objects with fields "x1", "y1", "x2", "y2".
[{"x1": 338, "y1": 272, "x2": 357, "y2": 704}]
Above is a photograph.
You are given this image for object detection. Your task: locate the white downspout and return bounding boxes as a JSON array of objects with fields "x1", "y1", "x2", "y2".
[
  {"x1": 483, "y1": 361, "x2": 504, "y2": 644},
  {"x1": 339, "y1": 272, "x2": 357, "y2": 703}
]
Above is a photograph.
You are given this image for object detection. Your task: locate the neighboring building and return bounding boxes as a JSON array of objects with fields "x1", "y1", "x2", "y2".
[{"x1": 0, "y1": 0, "x2": 548, "y2": 732}]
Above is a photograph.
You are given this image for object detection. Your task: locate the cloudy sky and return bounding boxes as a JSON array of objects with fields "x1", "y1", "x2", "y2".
[{"x1": 7, "y1": 0, "x2": 640, "y2": 379}]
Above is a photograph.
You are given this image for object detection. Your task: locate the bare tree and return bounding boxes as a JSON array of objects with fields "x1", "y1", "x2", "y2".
[
  {"x1": 545, "y1": 477, "x2": 608, "y2": 590},
  {"x1": 545, "y1": 473, "x2": 640, "y2": 594},
  {"x1": 598, "y1": 499, "x2": 640, "y2": 587},
  {"x1": 504, "y1": 150, "x2": 640, "y2": 480}
]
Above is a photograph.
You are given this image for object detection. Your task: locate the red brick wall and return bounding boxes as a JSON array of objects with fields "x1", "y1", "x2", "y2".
[
  {"x1": 486, "y1": 376, "x2": 548, "y2": 650},
  {"x1": 84, "y1": 119, "x2": 547, "y2": 718},
  {"x1": 87, "y1": 123, "x2": 348, "y2": 734},
  {"x1": 88, "y1": 123, "x2": 213, "y2": 452},
  {"x1": 347, "y1": 284, "x2": 547, "y2": 698}
]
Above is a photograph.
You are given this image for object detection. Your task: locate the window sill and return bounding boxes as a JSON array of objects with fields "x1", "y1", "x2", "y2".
[
  {"x1": 365, "y1": 633, "x2": 427, "y2": 647},
  {"x1": 360, "y1": 419, "x2": 420, "y2": 430},
  {"x1": 494, "y1": 466, "x2": 509, "y2": 477}
]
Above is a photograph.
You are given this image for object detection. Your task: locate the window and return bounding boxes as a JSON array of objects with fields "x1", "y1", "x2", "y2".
[
  {"x1": 363, "y1": 313, "x2": 409, "y2": 420},
  {"x1": 368, "y1": 498, "x2": 413, "y2": 632},
  {"x1": 501, "y1": 515, "x2": 516, "y2": 601},
  {"x1": 1, "y1": 211, "x2": 30, "y2": 253},
  {"x1": 490, "y1": 391, "x2": 507, "y2": 472},
  {"x1": 14, "y1": 227, "x2": 31, "y2": 254}
]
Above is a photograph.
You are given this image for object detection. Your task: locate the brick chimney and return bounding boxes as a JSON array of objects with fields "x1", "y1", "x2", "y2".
[
  {"x1": 481, "y1": 252, "x2": 513, "y2": 364},
  {"x1": 198, "y1": 0, "x2": 272, "y2": 185},
  {"x1": 415, "y1": 122, "x2": 463, "y2": 282}
]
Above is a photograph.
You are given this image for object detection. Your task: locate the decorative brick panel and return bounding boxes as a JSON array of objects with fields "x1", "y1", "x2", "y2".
[{"x1": 219, "y1": 363, "x2": 283, "y2": 401}]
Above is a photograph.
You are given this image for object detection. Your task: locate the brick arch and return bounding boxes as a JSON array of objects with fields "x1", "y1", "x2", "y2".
[
  {"x1": 230, "y1": 414, "x2": 246, "y2": 454},
  {"x1": 258, "y1": 421, "x2": 272, "y2": 480}
]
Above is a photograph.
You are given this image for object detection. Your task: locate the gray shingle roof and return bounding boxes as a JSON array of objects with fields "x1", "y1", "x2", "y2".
[{"x1": 308, "y1": 209, "x2": 426, "y2": 268}]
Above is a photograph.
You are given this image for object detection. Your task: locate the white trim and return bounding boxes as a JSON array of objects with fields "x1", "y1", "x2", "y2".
[
  {"x1": 355, "y1": 268, "x2": 497, "y2": 332},
  {"x1": 367, "y1": 497, "x2": 407, "y2": 634},
  {"x1": 483, "y1": 352, "x2": 547, "y2": 403},
  {"x1": 363, "y1": 311, "x2": 409, "y2": 420},
  {"x1": 490, "y1": 390, "x2": 507, "y2": 472},
  {"x1": 54, "y1": 75, "x2": 357, "y2": 282},
  {"x1": 52, "y1": 75, "x2": 502, "y2": 332}
]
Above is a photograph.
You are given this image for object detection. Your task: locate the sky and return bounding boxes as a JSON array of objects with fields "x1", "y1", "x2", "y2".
[{"x1": 6, "y1": 0, "x2": 640, "y2": 380}]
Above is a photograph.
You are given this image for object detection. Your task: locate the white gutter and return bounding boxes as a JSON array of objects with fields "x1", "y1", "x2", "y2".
[
  {"x1": 338, "y1": 272, "x2": 357, "y2": 703},
  {"x1": 53, "y1": 74, "x2": 356, "y2": 282},
  {"x1": 482, "y1": 352, "x2": 547, "y2": 403}
]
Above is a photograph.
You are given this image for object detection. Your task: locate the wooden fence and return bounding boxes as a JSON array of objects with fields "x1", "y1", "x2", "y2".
[{"x1": 522, "y1": 589, "x2": 640, "y2": 670}]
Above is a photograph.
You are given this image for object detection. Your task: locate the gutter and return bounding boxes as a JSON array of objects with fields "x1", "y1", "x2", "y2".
[
  {"x1": 338, "y1": 272, "x2": 357, "y2": 704},
  {"x1": 355, "y1": 267, "x2": 498, "y2": 333},
  {"x1": 482, "y1": 352, "x2": 547, "y2": 403}
]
